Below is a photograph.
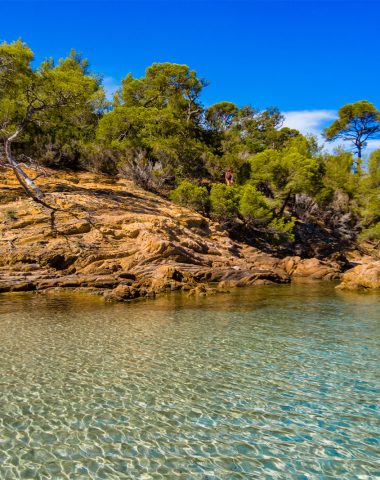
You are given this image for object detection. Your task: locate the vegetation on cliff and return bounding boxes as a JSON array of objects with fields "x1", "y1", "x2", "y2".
[{"x1": 1, "y1": 40, "x2": 379, "y2": 256}]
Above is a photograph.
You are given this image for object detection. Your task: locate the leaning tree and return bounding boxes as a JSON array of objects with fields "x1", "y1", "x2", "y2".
[{"x1": 0, "y1": 40, "x2": 105, "y2": 204}]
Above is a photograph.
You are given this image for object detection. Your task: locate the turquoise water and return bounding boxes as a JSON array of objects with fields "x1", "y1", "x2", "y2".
[{"x1": 0, "y1": 284, "x2": 379, "y2": 479}]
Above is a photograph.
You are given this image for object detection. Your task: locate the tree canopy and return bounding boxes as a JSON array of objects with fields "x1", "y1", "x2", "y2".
[
  {"x1": 324, "y1": 100, "x2": 380, "y2": 163},
  {"x1": 0, "y1": 39, "x2": 106, "y2": 200}
]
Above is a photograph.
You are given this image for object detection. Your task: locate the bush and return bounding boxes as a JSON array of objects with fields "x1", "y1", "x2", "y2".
[
  {"x1": 268, "y1": 216, "x2": 296, "y2": 242},
  {"x1": 238, "y1": 184, "x2": 273, "y2": 225},
  {"x1": 359, "y1": 222, "x2": 380, "y2": 241},
  {"x1": 5, "y1": 210, "x2": 18, "y2": 221},
  {"x1": 209, "y1": 183, "x2": 240, "y2": 220},
  {"x1": 170, "y1": 180, "x2": 209, "y2": 213},
  {"x1": 80, "y1": 144, "x2": 118, "y2": 175},
  {"x1": 118, "y1": 148, "x2": 173, "y2": 193}
]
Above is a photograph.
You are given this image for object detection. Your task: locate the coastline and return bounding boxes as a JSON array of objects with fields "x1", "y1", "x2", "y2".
[{"x1": 1, "y1": 169, "x2": 378, "y2": 299}]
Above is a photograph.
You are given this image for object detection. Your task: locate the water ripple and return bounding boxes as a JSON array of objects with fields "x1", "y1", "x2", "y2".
[{"x1": 0, "y1": 284, "x2": 379, "y2": 479}]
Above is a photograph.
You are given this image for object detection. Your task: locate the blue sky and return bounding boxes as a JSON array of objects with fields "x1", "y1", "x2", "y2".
[{"x1": 2, "y1": 0, "x2": 380, "y2": 152}]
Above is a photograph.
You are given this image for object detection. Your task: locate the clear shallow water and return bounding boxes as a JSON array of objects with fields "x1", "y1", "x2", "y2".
[{"x1": 0, "y1": 284, "x2": 379, "y2": 480}]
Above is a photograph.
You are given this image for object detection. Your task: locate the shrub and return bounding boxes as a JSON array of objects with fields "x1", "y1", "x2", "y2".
[
  {"x1": 359, "y1": 222, "x2": 380, "y2": 241},
  {"x1": 5, "y1": 210, "x2": 18, "y2": 221},
  {"x1": 268, "y1": 216, "x2": 296, "y2": 242},
  {"x1": 238, "y1": 184, "x2": 273, "y2": 225},
  {"x1": 170, "y1": 180, "x2": 209, "y2": 213},
  {"x1": 80, "y1": 144, "x2": 118, "y2": 175},
  {"x1": 209, "y1": 183, "x2": 240, "y2": 220}
]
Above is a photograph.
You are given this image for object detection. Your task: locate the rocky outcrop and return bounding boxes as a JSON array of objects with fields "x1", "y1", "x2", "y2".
[
  {"x1": 337, "y1": 261, "x2": 380, "y2": 290},
  {"x1": 0, "y1": 169, "x2": 375, "y2": 300},
  {"x1": 286, "y1": 257, "x2": 341, "y2": 282}
]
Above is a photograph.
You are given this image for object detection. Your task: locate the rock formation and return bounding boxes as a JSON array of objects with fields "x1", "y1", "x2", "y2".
[
  {"x1": 337, "y1": 261, "x2": 380, "y2": 290},
  {"x1": 0, "y1": 169, "x2": 378, "y2": 299}
]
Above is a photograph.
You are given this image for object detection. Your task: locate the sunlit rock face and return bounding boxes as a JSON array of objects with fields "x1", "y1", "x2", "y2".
[{"x1": 337, "y1": 261, "x2": 380, "y2": 290}]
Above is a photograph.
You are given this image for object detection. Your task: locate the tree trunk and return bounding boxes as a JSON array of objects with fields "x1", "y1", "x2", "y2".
[
  {"x1": 4, "y1": 133, "x2": 59, "y2": 234},
  {"x1": 354, "y1": 142, "x2": 362, "y2": 174},
  {"x1": 4, "y1": 131, "x2": 45, "y2": 201},
  {"x1": 278, "y1": 190, "x2": 292, "y2": 217}
]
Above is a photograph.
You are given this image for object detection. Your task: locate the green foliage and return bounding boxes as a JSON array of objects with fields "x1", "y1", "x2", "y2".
[
  {"x1": 205, "y1": 102, "x2": 238, "y2": 132},
  {"x1": 209, "y1": 184, "x2": 240, "y2": 220},
  {"x1": 31, "y1": 51, "x2": 106, "y2": 168},
  {"x1": 120, "y1": 63, "x2": 206, "y2": 120},
  {"x1": 250, "y1": 137, "x2": 323, "y2": 202},
  {"x1": 319, "y1": 148, "x2": 357, "y2": 199},
  {"x1": 359, "y1": 222, "x2": 380, "y2": 241},
  {"x1": 367, "y1": 148, "x2": 380, "y2": 188},
  {"x1": 204, "y1": 104, "x2": 301, "y2": 183},
  {"x1": 356, "y1": 149, "x2": 380, "y2": 227},
  {"x1": 238, "y1": 184, "x2": 273, "y2": 225},
  {"x1": 0, "y1": 39, "x2": 34, "y2": 136},
  {"x1": 5, "y1": 209, "x2": 18, "y2": 221},
  {"x1": 268, "y1": 216, "x2": 296, "y2": 242},
  {"x1": 170, "y1": 180, "x2": 209, "y2": 213},
  {"x1": 265, "y1": 127, "x2": 301, "y2": 150},
  {"x1": 235, "y1": 107, "x2": 284, "y2": 148},
  {"x1": 359, "y1": 183, "x2": 380, "y2": 227},
  {"x1": 98, "y1": 64, "x2": 211, "y2": 183},
  {"x1": 0, "y1": 40, "x2": 107, "y2": 168}
]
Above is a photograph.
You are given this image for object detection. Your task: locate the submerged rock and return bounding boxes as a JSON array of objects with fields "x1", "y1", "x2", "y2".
[
  {"x1": 291, "y1": 258, "x2": 341, "y2": 282},
  {"x1": 104, "y1": 284, "x2": 142, "y2": 301}
]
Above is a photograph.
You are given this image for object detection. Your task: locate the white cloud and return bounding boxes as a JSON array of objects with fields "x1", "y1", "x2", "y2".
[
  {"x1": 103, "y1": 76, "x2": 119, "y2": 101},
  {"x1": 366, "y1": 139, "x2": 380, "y2": 152},
  {"x1": 283, "y1": 109, "x2": 337, "y2": 137},
  {"x1": 283, "y1": 109, "x2": 340, "y2": 153}
]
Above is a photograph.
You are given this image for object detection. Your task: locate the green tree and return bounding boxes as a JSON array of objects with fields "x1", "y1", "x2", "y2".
[
  {"x1": 0, "y1": 40, "x2": 106, "y2": 200},
  {"x1": 98, "y1": 63, "x2": 212, "y2": 188},
  {"x1": 237, "y1": 106, "x2": 285, "y2": 153},
  {"x1": 118, "y1": 63, "x2": 207, "y2": 125},
  {"x1": 264, "y1": 126, "x2": 301, "y2": 150},
  {"x1": 319, "y1": 148, "x2": 357, "y2": 201},
  {"x1": 324, "y1": 100, "x2": 380, "y2": 166},
  {"x1": 358, "y1": 148, "x2": 380, "y2": 229},
  {"x1": 205, "y1": 102, "x2": 238, "y2": 132},
  {"x1": 238, "y1": 184, "x2": 273, "y2": 225},
  {"x1": 367, "y1": 148, "x2": 380, "y2": 188},
  {"x1": 28, "y1": 50, "x2": 106, "y2": 168},
  {"x1": 205, "y1": 105, "x2": 290, "y2": 183},
  {"x1": 249, "y1": 137, "x2": 323, "y2": 215},
  {"x1": 209, "y1": 183, "x2": 240, "y2": 220}
]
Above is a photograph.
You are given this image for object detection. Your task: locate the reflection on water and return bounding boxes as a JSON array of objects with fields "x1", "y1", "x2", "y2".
[{"x1": 0, "y1": 284, "x2": 379, "y2": 479}]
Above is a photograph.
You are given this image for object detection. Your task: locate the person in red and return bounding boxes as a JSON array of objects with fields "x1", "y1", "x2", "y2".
[{"x1": 225, "y1": 168, "x2": 235, "y2": 186}]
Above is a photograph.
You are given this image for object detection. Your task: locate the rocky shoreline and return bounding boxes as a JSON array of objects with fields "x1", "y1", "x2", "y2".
[{"x1": 1, "y1": 170, "x2": 379, "y2": 300}]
